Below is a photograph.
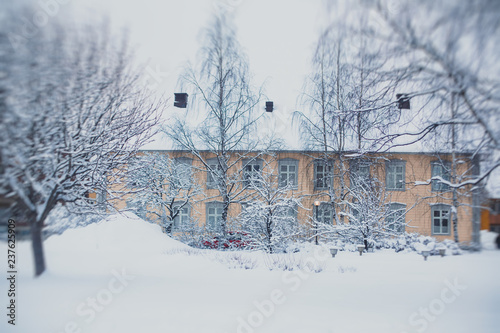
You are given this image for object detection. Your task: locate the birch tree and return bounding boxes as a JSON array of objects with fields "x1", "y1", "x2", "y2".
[
  {"x1": 295, "y1": 17, "x2": 398, "y2": 231},
  {"x1": 164, "y1": 13, "x2": 264, "y2": 238}
]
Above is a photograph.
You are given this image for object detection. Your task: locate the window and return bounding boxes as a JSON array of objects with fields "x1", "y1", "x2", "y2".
[
  {"x1": 385, "y1": 203, "x2": 406, "y2": 233},
  {"x1": 242, "y1": 158, "x2": 263, "y2": 187},
  {"x1": 172, "y1": 203, "x2": 190, "y2": 230},
  {"x1": 349, "y1": 159, "x2": 370, "y2": 188},
  {"x1": 276, "y1": 204, "x2": 298, "y2": 224},
  {"x1": 431, "y1": 161, "x2": 451, "y2": 192},
  {"x1": 314, "y1": 160, "x2": 333, "y2": 190},
  {"x1": 278, "y1": 158, "x2": 299, "y2": 188},
  {"x1": 206, "y1": 158, "x2": 222, "y2": 189},
  {"x1": 206, "y1": 202, "x2": 224, "y2": 231},
  {"x1": 175, "y1": 157, "x2": 193, "y2": 186},
  {"x1": 386, "y1": 160, "x2": 406, "y2": 191},
  {"x1": 316, "y1": 203, "x2": 333, "y2": 224},
  {"x1": 432, "y1": 204, "x2": 451, "y2": 235}
]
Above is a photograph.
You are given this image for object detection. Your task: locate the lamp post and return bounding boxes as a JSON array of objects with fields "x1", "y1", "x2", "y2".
[{"x1": 314, "y1": 200, "x2": 320, "y2": 245}]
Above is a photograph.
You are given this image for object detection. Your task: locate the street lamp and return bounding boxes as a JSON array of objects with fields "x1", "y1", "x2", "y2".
[{"x1": 314, "y1": 200, "x2": 320, "y2": 245}]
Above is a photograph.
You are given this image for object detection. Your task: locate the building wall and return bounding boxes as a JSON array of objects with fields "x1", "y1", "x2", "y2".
[{"x1": 112, "y1": 151, "x2": 475, "y2": 242}]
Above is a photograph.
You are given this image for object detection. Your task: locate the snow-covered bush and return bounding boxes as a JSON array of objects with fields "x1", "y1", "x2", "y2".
[
  {"x1": 326, "y1": 232, "x2": 462, "y2": 255},
  {"x1": 262, "y1": 251, "x2": 326, "y2": 273},
  {"x1": 210, "y1": 252, "x2": 258, "y2": 270}
]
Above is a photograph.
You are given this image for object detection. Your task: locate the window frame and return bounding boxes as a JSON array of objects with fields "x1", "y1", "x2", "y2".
[
  {"x1": 431, "y1": 204, "x2": 451, "y2": 235},
  {"x1": 242, "y1": 158, "x2": 263, "y2": 187},
  {"x1": 349, "y1": 159, "x2": 370, "y2": 188},
  {"x1": 431, "y1": 161, "x2": 451, "y2": 192},
  {"x1": 174, "y1": 157, "x2": 193, "y2": 186},
  {"x1": 206, "y1": 158, "x2": 222, "y2": 189},
  {"x1": 276, "y1": 203, "x2": 298, "y2": 224},
  {"x1": 385, "y1": 160, "x2": 406, "y2": 191},
  {"x1": 172, "y1": 202, "x2": 190, "y2": 231},
  {"x1": 385, "y1": 203, "x2": 406, "y2": 233},
  {"x1": 314, "y1": 159, "x2": 333, "y2": 191},
  {"x1": 315, "y1": 202, "x2": 334, "y2": 225},
  {"x1": 278, "y1": 158, "x2": 299, "y2": 188},
  {"x1": 206, "y1": 201, "x2": 224, "y2": 231}
]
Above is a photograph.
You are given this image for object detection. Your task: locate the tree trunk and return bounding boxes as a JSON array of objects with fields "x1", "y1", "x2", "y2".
[
  {"x1": 31, "y1": 222, "x2": 46, "y2": 277},
  {"x1": 266, "y1": 211, "x2": 273, "y2": 253}
]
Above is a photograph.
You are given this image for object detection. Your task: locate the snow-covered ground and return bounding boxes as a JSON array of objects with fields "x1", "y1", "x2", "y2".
[{"x1": 1, "y1": 213, "x2": 499, "y2": 333}]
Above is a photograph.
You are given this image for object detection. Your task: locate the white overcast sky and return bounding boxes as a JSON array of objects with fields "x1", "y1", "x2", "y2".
[
  {"x1": 6, "y1": 0, "x2": 500, "y2": 192},
  {"x1": 56, "y1": 0, "x2": 331, "y2": 149}
]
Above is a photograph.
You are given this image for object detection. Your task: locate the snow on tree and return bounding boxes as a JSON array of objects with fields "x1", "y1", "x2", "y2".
[
  {"x1": 126, "y1": 152, "x2": 202, "y2": 234},
  {"x1": 0, "y1": 14, "x2": 162, "y2": 276},
  {"x1": 164, "y1": 13, "x2": 269, "y2": 239},
  {"x1": 364, "y1": 0, "x2": 500, "y2": 244},
  {"x1": 235, "y1": 154, "x2": 303, "y2": 253},
  {"x1": 294, "y1": 13, "x2": 400, "y2": 242}
]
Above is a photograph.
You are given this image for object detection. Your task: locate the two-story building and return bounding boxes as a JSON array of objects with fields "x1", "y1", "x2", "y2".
[{"x1": 114, "y1": 150, "x2": 480, "y2": 243}]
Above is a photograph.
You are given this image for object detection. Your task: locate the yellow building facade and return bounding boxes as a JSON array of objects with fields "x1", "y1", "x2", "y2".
[{"x1": 114, "y1": 150, "x2": 479, "y2": 243}]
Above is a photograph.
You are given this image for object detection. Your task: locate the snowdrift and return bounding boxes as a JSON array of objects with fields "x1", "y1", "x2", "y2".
[{"x1": 44, "y1": 212, "x2": 189, "y2": 254}]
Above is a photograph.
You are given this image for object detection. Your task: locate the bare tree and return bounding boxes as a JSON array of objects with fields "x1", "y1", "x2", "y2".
[
  {"x1": 164, "y1": 13, "x2": 265, "y2": 239},
  {"x1": 126, "y1": 152, "x2": 202, "y2": 234},
  {"x1": 295, "y1": 17, "x2": 398, "y2": 231},
  {"x1": 368, "y1": 0, "x2": 500, "y2": 244},
  {"x1": 0, "y1": 16, "x2": 162, "y2": 276}
]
